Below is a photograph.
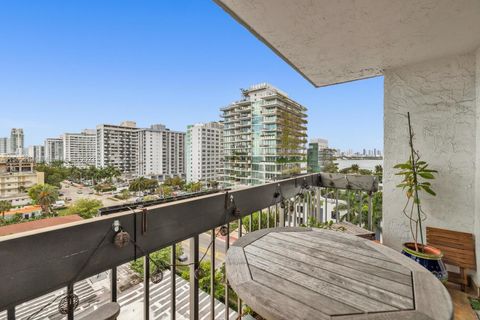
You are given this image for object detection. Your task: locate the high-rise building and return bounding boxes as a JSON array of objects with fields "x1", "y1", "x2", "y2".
[
  {"x1": 186, "y1": 122, "x2": 223, "y2": 183},
  {"x1": 221, "y1": 83, "x2": 307, "y2": 187},
  {"x1": 307, "y1": 142, "x2": 320, "y2": 173},
  {"x1": 10, "y1": 129, "x2": 24, "y2": 155},
  {"x1": 28, "y1": 145, "x2": 45, "y2": 163},
  {"x1": 307, "y1": 138, "x2": 335, "y2": 172},
  {"x1": 138, "y1": 124, "x2": 185, "y2": 180},
  {"x1": 63, "y1": 130, "x2": 96, "y2": 168},
  {"x1": 96, "y1": 121, "x2": 139, "y2": 175},
  {"x1": 44, "y1": 138, "x2": 64, "y2": 163},
  {"x1": 0, "y1": 138, "x2": 9, "y2": 155}
]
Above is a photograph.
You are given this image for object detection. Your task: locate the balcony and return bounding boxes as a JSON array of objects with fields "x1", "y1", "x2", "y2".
[{"x1": 0, "y1": 173, "x2": 389, "y2": 320}]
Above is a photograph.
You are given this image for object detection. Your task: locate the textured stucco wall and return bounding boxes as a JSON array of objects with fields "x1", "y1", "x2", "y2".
[
  {"x1": 475, "y1": 48, "x2": 480, "y2": 282},
  {"x1": 383, "y1": 53, "x2": 477, "y2": 253}
]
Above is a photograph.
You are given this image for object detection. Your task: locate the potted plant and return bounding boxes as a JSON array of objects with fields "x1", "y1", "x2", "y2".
[{"x1": 394, "y1": 112, "x2": 447, "y2": 282}]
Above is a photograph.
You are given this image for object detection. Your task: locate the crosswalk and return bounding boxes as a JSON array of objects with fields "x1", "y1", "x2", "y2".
[
  {"x1": 1, "y1": 266, "x2": 237, "y2": 320},
  {"x1": 117, "y1": 271, "x2": 237, "y2": 320},
  {"x1": 0, "y1": 279, "x2": 104, "y2": 320}
]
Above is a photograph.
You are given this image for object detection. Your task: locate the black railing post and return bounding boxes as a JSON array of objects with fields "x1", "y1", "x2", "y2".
[
  {"x1": 189, "y1": 235, "x2": 199, "y2": 320},
  {"x1": 224, "y1": 223, "x2": 230, "y2": 320},
  {"x1": 210, "y1": 230, "x2": 215, "y2": 320},
  {"x1": 171, "y1": 244, "x2": 176, "y2": 320},
  {"x1": 67, "y1": 283, "x2": 74, "y2": 320},
  {"x1": 111, "y1": 267, "x2": 117, "y2": 302},
  {"x1": 144, "y1": 254, "x2": 150, "y2": 320},
  {"x1": 7, "y1": 306, "x2": 15, "y2": 320}
]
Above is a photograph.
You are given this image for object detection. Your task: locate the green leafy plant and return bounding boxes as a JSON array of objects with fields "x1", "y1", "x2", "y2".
[
  {"x1": 0, "y1": 200, "x2": 12, "y2": 220},
  {"x1": 66, "y1": 199, "x2": 103, "y2": 219},
  {"x1": 302, "y1": 217, "x2": 346, "y2": 231},
  {"x1": 468, "y1": 297, "x2": 480, "y2": 310},
  {"x1": 28, "y1": 184, "x2": 59, "y2": 215},
  {"x1": 394, "y1": 112, "x2": 438, "y2": 252}
]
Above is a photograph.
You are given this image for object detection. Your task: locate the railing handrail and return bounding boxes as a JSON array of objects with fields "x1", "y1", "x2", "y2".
[{"x1": 0, "y1": 172, "x2": 378, "y2": 311}]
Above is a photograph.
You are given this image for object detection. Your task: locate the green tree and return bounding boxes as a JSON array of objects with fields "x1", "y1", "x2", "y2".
[
  {"x1": 374, "y1": 164, "x2": 383, "y2": 183},
  {"x1": 163, "y1": 176, "x2": 185, "y2": 190},
  {"x1": 350, "y1": 164, "x2": 360, "y2": 173},
  {"x1": 179, "y1": 262, "x2": 238, "y2": 310},
  {"x1": 117, "y1": 189, "x2": 131, "y2": 200},
  {"x1": 35, "y1": 162, "x2": 69, "y2": 187},
  {"x1": 339, "y1": 191, "x2": 383, "y2": 231},
  {"x1": 185, "y1": 182, "x2": 202, "y2": 193},
  {"x1": 129, "y1": 177, "x2": 159, "y2": 192},
  {"x1": 104, "y1": 166, "x2": 121, "y2": 182},
  {"x1": 86, "y1": 166, "x2": 101, "y2": 185},
  {"x1": 66, "y1": 199, "x2": 103, "y2": 219},
  {"x1": 242, "y1": 211, "x2": 276, "y2": 232},
  {"x1": 28, "y1": 184, "x2": 59, "y2": 215},
  {"x1": 358, "y1": 168, "x2": 373, "y2": 175},
  {"x1": 159, "y1": 185, "x2": 173, "y2": 198},
  {"x1": 323, "y1": 161, "x2": 339, "y2": 173},
  {"x1": 130, "y1": 245, "x2": 183, "y2": 278},
  {"x1": 0, "y1": 200, "x2": 12, "y2": 220}
]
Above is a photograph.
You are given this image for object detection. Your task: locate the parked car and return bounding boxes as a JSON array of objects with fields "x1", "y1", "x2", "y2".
[
  {"x1": 178, "y1": 254, "x2": 188, "y2": 262},
  {"x1": 52, "y1": 200, "x2": 66, "y2": 209},
  {"x1": 77, "y1": 191, "x2": 83, "y2": 194}
]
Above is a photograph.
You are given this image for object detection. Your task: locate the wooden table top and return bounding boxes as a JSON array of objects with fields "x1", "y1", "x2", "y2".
[{"x1": 225, "y1": 227, "x2": 453, "y2": 320}]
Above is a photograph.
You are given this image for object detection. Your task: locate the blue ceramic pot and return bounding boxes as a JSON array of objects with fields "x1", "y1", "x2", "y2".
[{"x1": 402, "y1": 242, "x2": 448, "y2": 283}]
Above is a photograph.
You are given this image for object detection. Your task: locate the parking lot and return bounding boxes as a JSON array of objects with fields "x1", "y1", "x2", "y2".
[{"x1": 60, "y1": 182, "x2": 130, "y2": 207}]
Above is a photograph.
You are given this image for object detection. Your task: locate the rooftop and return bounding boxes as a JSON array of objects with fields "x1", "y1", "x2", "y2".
[
  {"x1": 3, "y1": 205, "x2": 42, "y2": 216},
  {"x1": 0, "y1": 214, "x2": 83, "y2": 237}
]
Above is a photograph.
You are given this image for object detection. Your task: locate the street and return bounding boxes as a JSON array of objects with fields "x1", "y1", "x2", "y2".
[{"x1": 181, "y1": 232, "x2": 229, "y2": 269}]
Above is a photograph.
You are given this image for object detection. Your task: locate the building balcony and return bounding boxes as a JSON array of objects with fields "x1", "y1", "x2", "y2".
[{"x1": 0, "y1": 173, "x2": 391, "y2": 320}]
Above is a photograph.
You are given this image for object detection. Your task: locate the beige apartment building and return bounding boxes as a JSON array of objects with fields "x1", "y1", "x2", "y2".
[{"x1": 0, "y1": 156, "x2": 44, "y2": 206}]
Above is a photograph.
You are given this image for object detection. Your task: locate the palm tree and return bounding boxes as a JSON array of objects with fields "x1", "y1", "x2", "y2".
[
  {"x1": 87, "y1": 166, "x2": 100, "y2": 185},
  {"x1": 0, "y1": 200, "x2": 12, "y2": 220},
  {"x1": 350, "y1": 164, "x2": 360, "y2": 173},
  {"x1": 374, "y1": 164, "x2": 383, "y2": 183},
  {"x1": 28, "y1": 184, "x2": 59, "y2": 215},
  {"x1": 104, "y1": 166, "x2": 121, "y2": 183},
  {"x1": 129, "y1": 177, "x2": 149, "y2": 192}
]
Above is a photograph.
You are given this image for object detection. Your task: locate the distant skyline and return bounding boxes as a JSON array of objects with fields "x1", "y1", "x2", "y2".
[{"x1": 0, "y1": 1, "x2": 383, "y2": 151}]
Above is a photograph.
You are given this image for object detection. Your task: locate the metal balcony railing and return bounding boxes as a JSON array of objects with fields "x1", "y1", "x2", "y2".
[{"x1": 0, "y1": 173, "x2": 379, "y2": 320}]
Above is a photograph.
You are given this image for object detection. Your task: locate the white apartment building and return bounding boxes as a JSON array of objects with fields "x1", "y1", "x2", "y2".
[
  {"x1": 186, "y1": 122, "x2": 223, "y2": 183},
  {"x1": 138, "y1": 124, "x2": 185, "y2": 180},
  {"x1": 27, "y1": 145, "x2": 45, "y2": 163},
  {"x1": 96, "y1": 121, "x2": 139, "y2": 175},
  {"x1": 222, "y1": 83, "x2": 308, "y2": 187},
  {"x1": 44, "y1": 138, "x2": 64, "y2": 163},
  {"x1": 63, "y1": 130, "x2": 96, "y2": 168},
  {"x1": 10, "y1": 129, "x2": 24, "y2": 155}
]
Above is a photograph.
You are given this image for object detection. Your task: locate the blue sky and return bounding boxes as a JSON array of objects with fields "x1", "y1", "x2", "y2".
[{"x1": 0, "y1": 1, "x2": 383, "y2": 152}]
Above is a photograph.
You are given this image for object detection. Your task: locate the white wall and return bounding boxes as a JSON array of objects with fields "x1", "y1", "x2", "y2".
[
  {"x1": 384, "y1": 52, "x2": 478, "y2": 258},
  {"x1": 475, "y1": 47, "x2": 480, "y2": 283}
]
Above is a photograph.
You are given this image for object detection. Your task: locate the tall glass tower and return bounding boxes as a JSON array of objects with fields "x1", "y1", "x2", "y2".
[{"x1": 221, "y1": 83, "x2": 308, "y2": 187}]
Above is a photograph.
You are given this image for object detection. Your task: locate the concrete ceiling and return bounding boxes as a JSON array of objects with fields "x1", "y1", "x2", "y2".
[{"x1": 214, "y1": 0, "x2": 480, "y2": 87}]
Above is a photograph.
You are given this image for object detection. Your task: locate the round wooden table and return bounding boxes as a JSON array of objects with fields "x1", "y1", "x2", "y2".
[{"x1": 225, "y1": 227, "x2": 452, "y2": 320}]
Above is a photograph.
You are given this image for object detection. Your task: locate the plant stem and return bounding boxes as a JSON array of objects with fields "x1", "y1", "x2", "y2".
[{"x1": 407, "y1": 112, "x2": 425, "y2": 252}]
